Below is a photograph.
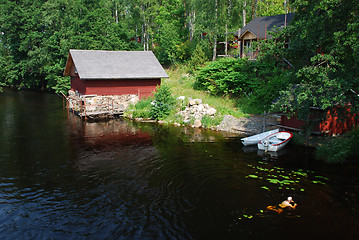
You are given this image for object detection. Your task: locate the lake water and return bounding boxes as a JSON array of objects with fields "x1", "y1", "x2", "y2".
[{"x1": 1, "y1": 88, "x2": 359, "y2": 239}]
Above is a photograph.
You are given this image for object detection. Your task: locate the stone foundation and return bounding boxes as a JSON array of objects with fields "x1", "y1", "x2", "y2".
[{"x1": 67, "y1": 90, "x2": 139, "y2": 119}]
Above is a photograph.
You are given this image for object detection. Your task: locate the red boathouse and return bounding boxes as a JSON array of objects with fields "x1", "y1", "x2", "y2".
[{"x1": 63, "y1": 50, "x2": 169, "y2": 98}]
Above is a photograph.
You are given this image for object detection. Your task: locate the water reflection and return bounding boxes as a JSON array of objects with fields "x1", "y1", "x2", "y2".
[{"x1": 1, "y1": 89, "x2": 359, "y2": 239}]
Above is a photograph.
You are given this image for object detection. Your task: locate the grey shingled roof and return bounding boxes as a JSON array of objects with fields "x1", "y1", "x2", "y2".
[
  {"x1": 65, "y1": 50, "x2": 169, "y2": 79},
  {"x1": 237, "y1": 13, "x2": 295, "y2": 39}
]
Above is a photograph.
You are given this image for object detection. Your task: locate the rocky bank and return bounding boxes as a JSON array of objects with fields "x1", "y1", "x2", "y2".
[
  {"x1": 174, "y1": 96, "x2": 280, "y2": 135},
  {"x1": 67, "y1": 91, "x2": 279, "y2": 135}
]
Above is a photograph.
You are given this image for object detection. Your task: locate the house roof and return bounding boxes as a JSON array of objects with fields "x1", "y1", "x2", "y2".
[
  {"x1": 63, "y1": 50, "x2": 169, "y2": 79},
  {"x1": 236, "y1": 13, "x2": 295, "y2": 39}
]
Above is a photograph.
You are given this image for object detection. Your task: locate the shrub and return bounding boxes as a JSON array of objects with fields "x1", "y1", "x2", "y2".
[
  {"x1": 150, "y1": 83, "x2": 176, "y2": 120},
  {"x1": 194, "y1": 58, "x2": 281, "y2": 96},
  {"x1": 201, "y1": 115, "x2": 223, "y2": 128},
  {"x1": 130, "y1": 97, "x2": 153, "y2": 119},
  {"x1": 194, "y1": 57, "x2": 290, "y2": 114},
  {"x1": 316, "y1": 127, "x2": 359, "y2": 164}
]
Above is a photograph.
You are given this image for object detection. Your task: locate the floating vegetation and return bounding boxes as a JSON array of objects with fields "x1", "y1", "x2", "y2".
[
  {"x1": 245, "y1": 162, "x2": 329, "y2": 192},
  {"x1": 238, "y1": 214, "x2": 253, "y2": 220}
]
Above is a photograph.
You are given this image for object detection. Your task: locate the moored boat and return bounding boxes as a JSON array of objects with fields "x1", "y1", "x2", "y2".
[
  {"x1": 257, "y1": 131, "x2": 293, "y2": 152},
  {"x1": 241, "y1": 129, "x2": 279, "y2": 146}
]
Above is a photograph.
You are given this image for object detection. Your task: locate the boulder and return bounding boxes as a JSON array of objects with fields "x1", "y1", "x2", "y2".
[
  {"x1": 189, "y1": 98, "x2": 202, "y2": 106},
  {"x1": 194, "y1": 119, "x2": 202, "y2": 128},
  {"x1": 177, "y1": 96, "x2": 186, "y2": 101},
  {"x1": 206, "y1": 107, "x2": 217, "y2": 116},
  {"x1": 194, "y1": 99, "x2": 202, "y2": 105}
]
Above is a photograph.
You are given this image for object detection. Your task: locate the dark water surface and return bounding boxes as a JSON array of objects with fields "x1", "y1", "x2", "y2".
[{"x1": 1, "y1": 88, "x2": 359, "y2": 239}]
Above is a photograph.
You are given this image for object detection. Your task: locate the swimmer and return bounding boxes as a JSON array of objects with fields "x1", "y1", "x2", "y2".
[
  {"x1": 279, "y1": 196, "x2": 297, "y2": 209},
  {"x1": 266, "y1": 196, "x2": 297, "y2": 214}
]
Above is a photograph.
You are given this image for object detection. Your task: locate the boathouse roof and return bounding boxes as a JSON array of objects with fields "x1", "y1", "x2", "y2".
[
  {"x1": 63, "y1": 49, "x2": 169, "y2": 79},
  {"x1": 236, "y1": 13, "x2": 295, "y2": 39}
]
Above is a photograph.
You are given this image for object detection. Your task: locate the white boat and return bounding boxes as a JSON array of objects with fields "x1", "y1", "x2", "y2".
[
  {"x1": 241, "y1": 129, "x2": 279, "y2": 146},
  {"x1": 257, "y1": 131, "x2": 293, "y2": 152}
]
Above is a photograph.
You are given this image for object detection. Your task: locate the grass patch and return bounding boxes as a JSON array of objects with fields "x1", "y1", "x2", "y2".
[
  {"x1": 126, "y1": 97, "x2": 153, "y2": 119},
  {"x1": 201, "y1": 115, "x2": 224, "y2": 128},
  {"x1": 236, "y1": 97, "x2": 265, "y2": 115},
  {"x1": 165, "y1": 66, "x2": 246, "y2": 119}
]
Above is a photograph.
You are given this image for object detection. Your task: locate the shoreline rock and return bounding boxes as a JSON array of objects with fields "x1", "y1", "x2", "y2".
[
  {"x1": 67, "y1": 92, "x2": 280, "y2": 135},
  {"x1": 216, "y1": 114, "x2": 280, "y2": 135}
]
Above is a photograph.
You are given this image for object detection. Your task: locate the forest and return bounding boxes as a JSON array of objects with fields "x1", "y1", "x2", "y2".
[{"x1": 0, "y1": 0, "x2": 292, "y2": 92}]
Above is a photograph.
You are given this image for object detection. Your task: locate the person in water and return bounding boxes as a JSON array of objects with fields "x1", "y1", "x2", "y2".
[
  {"x1": 279, "y1": 196, "x2": 297, "y2": 209},
  {"x1": 267, "y1": 197, "x2": 297, "y2": 214}
]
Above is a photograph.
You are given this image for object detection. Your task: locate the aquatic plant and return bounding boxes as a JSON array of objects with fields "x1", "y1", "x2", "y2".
[{"x1": 245, "y1": 162, "x2": 329, "y2": 193}]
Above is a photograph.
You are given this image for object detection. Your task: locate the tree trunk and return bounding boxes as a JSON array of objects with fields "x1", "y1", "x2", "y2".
[
  {"x1": 213, "y1": 34, "x2": 217, "y2": 61},
  {"x1": 243, "y1": 1, "x2": 246, "y2": 26},
  {"x1": 189, "y1": 9, "x2": 195, "y2": 41},
  {"x1": 213, "y1": 0, "x2": 218, "y2": 61},
  {"x1": 115, "y1": 1, "x2": 118, "y2": 23},
  {"x1": 225, "y1": 23, "x2": 228, "y2": 56}
]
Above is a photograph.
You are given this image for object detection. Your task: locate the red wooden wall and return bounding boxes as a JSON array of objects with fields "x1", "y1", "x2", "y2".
[
  {"x1": 281, "y1": 106, "x2": 358, "y2": 135},
  {"x1": 71, "y1": 76, "x2": 161, "y2": 99},
  {"x1": 319, "y1": 106, "x2": 359, "y2": 135},
  {"x1": 71, "y1": 75, "x2": 86, "y2": 95}
]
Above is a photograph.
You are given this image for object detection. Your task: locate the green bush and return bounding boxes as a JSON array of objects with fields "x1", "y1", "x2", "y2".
[
  {"x1": 249, "y1": 71, "x2": 295, "y2": 113},
  {"x1": 150, "y1": 83, "x2": 176, "y2": 120},
  {"x1": 194, "y1": 58, "x2": 284, "y2": 97},
  {"x1": 194, "y1": 57, "x2": 290, "y2": 114},
  {"x1": 316, "y1": 127, "x2": 359, "y2": 164},
  {"x1": 201, "y1": 115, "x2": 223, "y2": 128},
  {"x1": 130, "y1": 97, "x2": 153, "y2": 119}
]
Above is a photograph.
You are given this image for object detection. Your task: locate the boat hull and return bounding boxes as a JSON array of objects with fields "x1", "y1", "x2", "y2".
[
  {"x1": 257, "y1": 131, "x2": 293, "y2": 152},
  {"x1": 241, "y1": 129, "x2": 279, "y2": 146}
]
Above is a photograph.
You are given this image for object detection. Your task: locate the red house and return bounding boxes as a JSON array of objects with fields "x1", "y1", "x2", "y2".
[{"x1": 63, "y1": 50, "x2": 169, "y2": 99}]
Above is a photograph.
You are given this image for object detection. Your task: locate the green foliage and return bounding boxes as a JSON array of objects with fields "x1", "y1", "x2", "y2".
[
  {"x1": 194, "y1": 57, "x2": 289, "y2": 113},
  {"x1": 130, "y1": 97, "x2": 153, "y2": 119},
  {"x1": 0, "y1": 0, "x2": 140, "y2": 92},
  {"x1": 245, "y1": 163, "x2": 328, "y2": 192},
  {"x1": 187, "y1": 42, "x2": 210, "y2": 72},
  {"x1": 165, "y1": 67, "x2": 246, "y2": 118},
  {"x1": 244, "y1": 71, "x2": 295, "y2": 114},
  {"x1": 316, "y1": 127, "x2": 359, "y2": 164},
  {"x1": 150, "y1": 83, "x2": 176, "y2": 120},
  {"x1": 257, "y1": 0, "x2": 287, "y2": 16},
  {"x1": 272, "y1": 54, "x2": 344, "y2": 119},
  {"x1": 2, "y1": 0, "x2": 289, "y2": 91},
  {"x1": 195, "y1": 58, "x2": 258, "y2": 95},
  {"x1": 201, "y1": 115, "x2": 223, "y2": 128},
  {"x1": 267, "y1": 0, "x2": 359, "y2": 119}
]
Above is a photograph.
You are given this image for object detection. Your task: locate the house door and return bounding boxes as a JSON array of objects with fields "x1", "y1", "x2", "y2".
[{"x1": 244, "y1": 40, "x2": 253, "y2": 59}]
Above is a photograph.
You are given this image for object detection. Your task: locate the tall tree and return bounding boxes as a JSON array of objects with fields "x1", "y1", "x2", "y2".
[
  {"x1": 270, "y1": 0, "x2": 359, "y2": 119},
  {"x1": 0, "y1": 0, "x2": 140, "y2": 92}
]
